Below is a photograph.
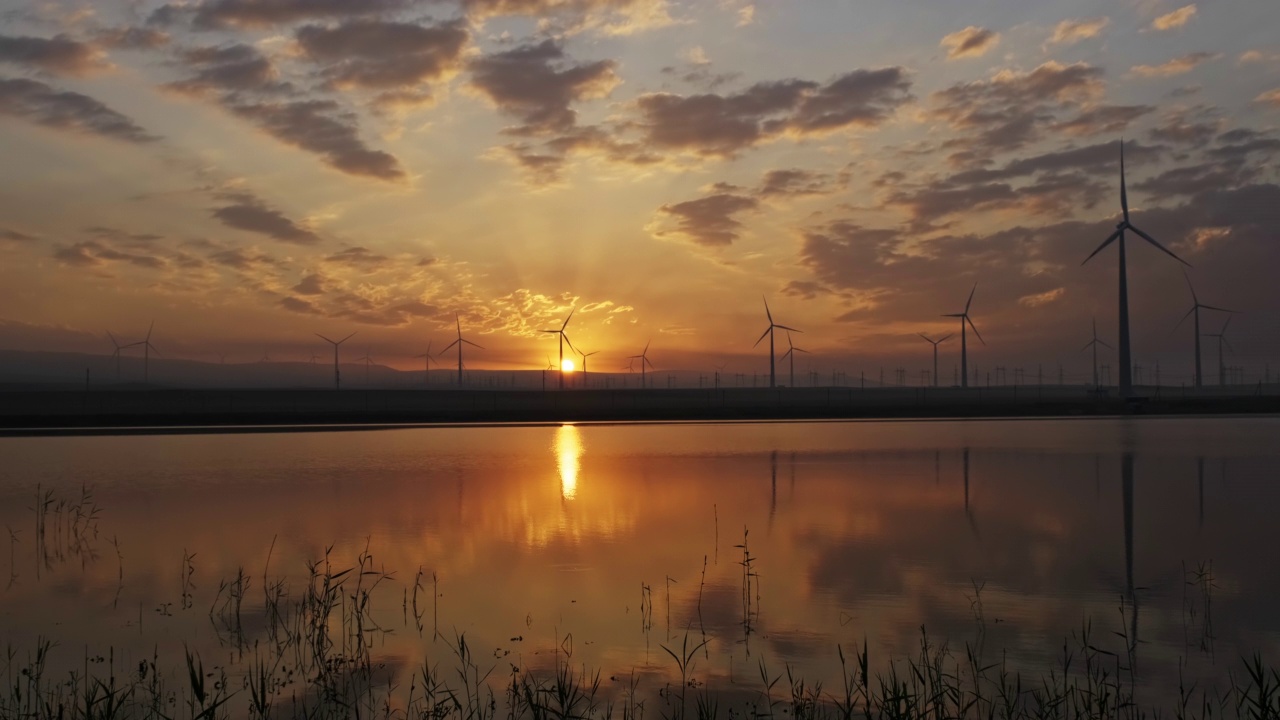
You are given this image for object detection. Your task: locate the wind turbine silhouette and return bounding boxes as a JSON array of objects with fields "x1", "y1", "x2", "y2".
[
  {"x1": 106, "y1": 331, "x2": 139, "y2": 382},
  {"x1": 414, "y1": 340, "x2": 435, "y2": 386},
  {"x1": 627, "y1": 341, "x2": 655, "y2": 388},
  {"x1": 754, "y1": 297, "x2": 800, "y2": 389},
  {"x1": 780, "y1": 332, "x2": 809, "y2": 388},
  {"x1": 542, "y1": 308, "x2": 577, "y2": 390},
  {"x1": 358, "y1": 346, "x2": 375, "y2": 386},
  {"x1": 1082, "y1": 318, "x2": 1113, "y2": 390},
  {"x1": 136, "y1": 321, "x2": 160, "y2": 385},
  {"x1": 1174, "y1": 272, "x2": 1233, "y2": 388},
  {"x1": 714, "y1": 362, "x2": 727, "y2": 389},
  {"x1": 942, "y1": 285, "x2": 982, "y2": 388},
  {"x1": 1203, "y1": 316, "x2": 1235, "y2": 387},
  {"x1": 1082, "y1": 140, "x2": 1191, "y2": 397},
  {"x1": 309, "y1": 353, "x2": 321, "y2": 364},
  {"x1": 917, "y1": 333, "x2": 952, "y2": 387},
  {"x1": 316, "y1": 332, "x2": 356, "y2": 390},
  {"x1": 439, "y1": 314, "x2": 482, "y2": 386},
  {"x1": 578, "y1": 348, "x2": 600, "y2": 384}
]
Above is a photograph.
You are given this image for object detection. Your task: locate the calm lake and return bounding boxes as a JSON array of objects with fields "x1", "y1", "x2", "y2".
[{"x1": 2, "y1": 417, "x2": 1279, "y2": 716}]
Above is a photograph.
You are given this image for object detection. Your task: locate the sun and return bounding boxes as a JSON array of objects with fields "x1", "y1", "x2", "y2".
[{"x1": 561, "y1": 359, "x2": 575, "y2": 372}]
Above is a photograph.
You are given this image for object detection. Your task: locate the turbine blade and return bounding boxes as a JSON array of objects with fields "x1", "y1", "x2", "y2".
[
  {"x1": 965, "y1": 284, "x2": 977, "y2": 313},
  {"x1": 763, "y1": 296, "x2": 772, "y2": 323},
  {"x1": 645, "y1": 356, "x2": 654, "y2": 369},
  {"x1": 643, "y1": 340, "x2": 650, "y2": 354},
  {"x1": 1128, "y1": 224, "x2": 1190, "y2": 267},
  {"x1": 148, "y1": 343, "x2": 162, "y2": 357},
  {"x1": 1098, "y1": 340, "x2": 1114, "y2": 350},
  {"x1": 561, "y1": 308, "x2": 575, "y2": 331},
  {"x1": 1082, "y1": 229, "x2": 1122, "y2": 265},
  {"x1": 781, "y1": 348, "x2": 792, "y2": 360},
  {"x1": 796, "y1": 347, "x2": 810, "y2": 354},
  {"x1": 967, "y1": 316, "x2": 985, "y2": 345},
  {"x1": 439, "y1": 339, "x2": 460, "y2": 354},
  {"x1": 1081, "y1": 340, "x2": 1094, "y2": 354},
  {"x1": 1222, "y1": 316, "x2": 1232, "y2": 333},
  {"x1": 775, "y1": 325, "x2": 803, "y2": 333},
  {"x1": 753, "y1": 326, "x2": 771, "y2": 347},
  {"x1": 1173, "y1": 306, "x2": 1195, "y2": 332},
  {"x1": 938, "y1": 334, "x2": 953, "y2": 343},
  {"x1": 1183, "y1": 270, "x2": 1198, "y2": 304},
  {"x1": 462, "y1": 339, "x2": 484, "y2": 349},
  {"x1": 338, "y1": 332, "x2": 357, "y2": 344},
  {"x1": 146, "y1": 320, "x2": 154, "y2": 342},
  {"x1": 942, "y1": 313, "x2": 964, "y2": 318},
  {"x1": 1120, "y1": 139, "x2": 1130, "y2": 223},
  {"x1": 1223, "y1": 336, "x2": 1234, "y2": 354},
  {"x1": 1200, "y1": 304, "x2": 1234, "y2": 313},
  {"x1": 316, "y1": 333, "x2": 335, "y2": 344},
  {"x1": 563, "y1": 334, "x2": 578, "y2": 356},
  {"x1": 918, "y1": 333, "x2": 933, "y2": 343}
]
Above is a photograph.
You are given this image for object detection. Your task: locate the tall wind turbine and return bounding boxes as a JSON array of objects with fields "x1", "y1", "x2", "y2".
[
  {"x1": 754, "y1": 297, "x2": 801, "y2": 388},
  {"x1": 918, "y1": 333, "x2": 952, "y2": 387},
  {"x1": 578, "y1": 349, "x2": 599, "y2": 384},
  {"x1": 439, "y1": 314, "x2": 482, "y2": 386},
  {"x1": 943, "y1": 285, "x2": 983, "y2": 388},
  {"x1": 1082, "y1": 140, "x2": 1191, "y2": 397},
  {"x1": 136, "y1": 321, "x2": 160, "y2": 385},
  {"x1": 414, "y1": 340, "x2": 435, "y2": 386},
  {"x1": 1203, "y1": 316, "x2": 1235, "y2": 387},
  {"x1": 316, "y1": 331, "x2": 356, "y2": 390},
  {"x1": 627, "y1": 341, "x2": 655, "y2": 388},
  {"x1": 542, "y1": 308, "x2": 577, "y2": 390},
  {"x1": 1174, "y1": 272, "x2": 1233, "y2": 388},
  {"x1": 106, "y1": 331, "x2": 139, "y2": 382},
  {"x1": 779, "y1": 332, "x2": 809, "y2": 387},
  {"x1": 1082, "y1": 318, "x2": 1114, "y2": 389}
]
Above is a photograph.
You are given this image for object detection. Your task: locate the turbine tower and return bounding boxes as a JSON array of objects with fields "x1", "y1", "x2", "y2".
[
  {"x1": 136, "y1": 321, "x2": 160, "y2": 385},
  {"x1": 316, "y1": 332, "x2": 356, "y2": 390},
  {"x1": 754, "y1": 297, "x2": 801, "y2": 388},
  {"x1": 1081, "y1": 318, "x2": 1114, "y2": 389},
  {"x1": 1174, "y1": 272, "x2": 1232, "y2": 388},
  {"x1": 626, "y1": 341, "x2": 655, "y2": 388},
  {"x1": 1082, "y1": 140, "x2": 1190, "y2": 397},
  {"x1": 917, "y1": 333, "x2": 952, "y2": 387},
  {"x1": 106, "y1": 331, "x2": 139, "y2": 382},
  {"x1": 578, "y1": 349, "x2": 599, "y2": 385},
  {"x1": 542, "y1": 308, "x2": 577, "y2": 390},
  {"x1": 779, "y1": 332, "x2": 809, "y2": 387},
  {"x1": 414, "y1": 340, "x2": 435, "y2": 386},
  {"x1": 1203, "y1": 317, "x2": 1234, "y2": 387},
  {"x1": 439, "y1": 314, "x2": 483, "y2": 386},
  {"x1": 943, "y1": 285, "x2": 983, "y2": 388}
]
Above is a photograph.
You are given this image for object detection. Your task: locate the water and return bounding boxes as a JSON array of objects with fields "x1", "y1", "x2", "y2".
[{"x1": 2, "y1": 417, "x2": 1279, "y2": 715}]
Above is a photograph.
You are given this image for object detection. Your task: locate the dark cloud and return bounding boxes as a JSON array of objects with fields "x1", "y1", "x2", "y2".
[
  {"x1": 659, "y1": 63, "x2": 741, "y2": 92},
  {"x1": 1, "y1": 228, "x2": 38, "y2": 243},
  {"x1": 95, "y1": 27, "x2": 171, "y2": 50},
  {"x1": 0, "y1": 34, "x2": 105, "y2": 76},
  {"x1": 758, "y1": 168, "x2": 840, "y2": 197},
  {"x1": 84, "y1": 226, "x2": 164, "y2": 246},
  {"x1": 296, "y1": 19, "x2": 468, "y2": 100},
  {"x1": 151, "y1": 0, "x2": 412, "y2": 30},
  {"x1": 292, "y1": 273, "x2": 326, "y2": 295},
  {"x1": 653, "y1": 193, "x2": 759, "y2": 246},
  {"x1": 468, "y1": 39, "x2": 619, "y2": 135},
  {"x1": 634, "y1": 67, "x2": 911, "y2": 157},
  {"x1": 211, "y1": 193, "x2": 321, "y2": 245},
  {"x1": 1148, "y1": 111, "x2": 1220, "y2": 147},
  {"x1": 782, "y1": 280, "x2": 836, "y2": 300},
  {"x1": 336, "y1": 300, "x2": 441, "y2": 326},
  {"x1": 1133, "y1": 162, "x2": 1260, "y2": 197},
  {"x1": 53, "y1": 240, "x2": 167, "y2": 269},
  {"x1": 1053, "y1": 105, "x2": 1154, "y2": 137},
  {"x1": 168, "y1": 44, "x2": 287, "y2": 95},
  {"x1": 0, "y1": 77, "x2": 159, "y2": 143},
  {"x1": 325, "y1": 246, "x2": 390, "y2": 267},
  {"x1": 209, "y1": 247, "x2": 279, "y2": 269},
  {"x1": 280, "y1": 295, "x2": 320, "y2": 314}
]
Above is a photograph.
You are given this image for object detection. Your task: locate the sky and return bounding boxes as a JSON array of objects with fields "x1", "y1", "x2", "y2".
[{"x1": 0, "y1": 0, "x2": 1278, "y2": 382}]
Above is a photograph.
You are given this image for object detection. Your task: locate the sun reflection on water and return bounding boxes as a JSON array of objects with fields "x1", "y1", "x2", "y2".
[{"x1": 556, "y1": 424, "x2": 582, "y2": 500}]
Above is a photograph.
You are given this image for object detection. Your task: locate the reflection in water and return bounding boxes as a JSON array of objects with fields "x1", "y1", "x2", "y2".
[
  {"x1": 1122, "y1": 452, "x2": 1139, "y2": 670},
  {"x1": 557, "y1": 424, "x2": 582, "y2": 500}
]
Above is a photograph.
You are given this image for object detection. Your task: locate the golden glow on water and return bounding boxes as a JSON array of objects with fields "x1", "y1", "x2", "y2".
[{"x1": 556, "y1": 424, "x2": 582, "y2": 500}]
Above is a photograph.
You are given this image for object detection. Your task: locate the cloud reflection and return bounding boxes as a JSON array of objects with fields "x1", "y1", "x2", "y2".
[{"x1": 556, "y1": 424, "x2": 582, "y2": 500}]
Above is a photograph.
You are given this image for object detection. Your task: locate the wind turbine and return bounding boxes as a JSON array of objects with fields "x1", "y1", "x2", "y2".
[
  {"x1": 358, "y1": 347, "x2": 375, "y2": 386},
  {"x1": 627, "y1": 341, "x2": 655, "y2": 388},
  {"x1": 1081, "y1": 318, "x2": 1114, "y2": 389},
  {"x1": 309, "y1": 353, "x2": 320, "y2": 364},
  {"x1": 1174, "y1": 272, "x2": 1233, "y2": 388},
  {"x1": 714, "y1": 362, "x2": 727, "y2": 390},
  {"x1": 779, "y1": 332, "x2": 809, "y2": 387},
  {"x1": 316, "y1": 331, "x2": 356, "y2": 390},
  {"x1": 136, "y1": 321, "x2": 160, "y2": 385},
  {"x1": 754, "y1": 297, "x2": 801, "y2": 388},
  {"x1": 1203, "y1": 316, "x2": 1235, "y2": 387},
  {"x1": 542, "y1": 308, "x2": 577, "y2": 390},
  {"x1": 942, "y1": 285, "x2": 983, "y2": 388},
  {"x1": 578, "y1": 348, "x2": 600, "y2": 384},
  {"x1": 917, "y1": 333, "x2": 952, "y2": 387},
  {"x1": 105, "y1": 331, "x2": 139, "y2": 382},
  {"x1": 1082, "y1": 140, "x2": 1191, "y2": 397},
  {"x1": 439, "y1": 314, "x2": 482, "y2": 386},
  {"x1": 414, "y1": 340, "x2": 435, "y2": 386}
]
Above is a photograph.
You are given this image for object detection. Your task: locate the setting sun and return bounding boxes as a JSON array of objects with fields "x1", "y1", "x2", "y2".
[{"x1": 561, "y1": 359, "x2": 575, "y2": 373}]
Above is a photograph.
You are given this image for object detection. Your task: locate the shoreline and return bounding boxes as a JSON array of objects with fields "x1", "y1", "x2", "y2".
[{"x1": 2, "y1": 386, "x2": 1277, "y2": 436}]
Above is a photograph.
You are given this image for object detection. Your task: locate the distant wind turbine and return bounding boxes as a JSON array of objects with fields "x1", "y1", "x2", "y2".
[
  {"x1": 779, "y1": 332, "x2": 809, "y2": 388},
  {"x1": 1173, "y1": 272, "x2": 1233, "y2": 388},
  {"x1": 942, "y1": 285, "x2": 983, "y2": 388},
  {"x1": 1082, "y1": 140, "x2": 1191, "y2": 397},
  {"x1": 414, "y1": 340, "x2": 435, "y2": 386},
  {"x1": 358, "y1": 347, "x2": 375, "y2": 386},
  {"x1": 754, "y1": 297, "x2": 801, "y2": 388},
  {"x1": 136, "y1": 321, "x2": 160, "y2": 385},
  {"x1": 1203, "y1": 316, "x2": 1235, "y2": 387},
  {"x1": 1081, "y1": 318, "x2": 1113, "y2": 389},
  {"x1": 106, "y1": 331, "x2": 139, "y2": 382},
  {"x1": 542, "y1": 308, "x2": 577, "y2": 390},
  {"x1": 315, "y1": 331, "x2": 356, "y2": 390},
  {"x1": 917, "y1": 333, "x2": 952, "y2": 387},
  {"x1": 578, "y1": 348, "x2": 600, "y2": 382},
  {"x1": 627, "y1": 341, "x2": 655, "y2": 388},
  {"x1": 439, "y1": 314, "x2": 482, "y2": 386}
]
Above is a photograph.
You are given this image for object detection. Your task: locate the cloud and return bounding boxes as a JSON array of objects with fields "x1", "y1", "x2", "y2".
[
  {"x1": 211, "y1": 193, "x2": 321, "y2": 245},
  {"x1": 940, "y1": 27, "x2": 1000, "y2": 60},
  {"x1": 280, "y1": 295, "x2": 320, "y2": 314},
  {"x1": 95, "y1": 27, "x2": 171, "y2": 50},
  {"x1": 325, "y1": 246, "x2": 390, "y2": 267},
  {"x1": 0, "y1": 34, "x2": 108, "y2": 76},
  {"x1": 1256, "y1": 89, "x2": 1280, "y2": 108},
  {"x1": 1046, "y1": 17, "x2": 1109, "y2": 47},
  {"x1": 295, "y1": 19, "x2": 469, "y2": 101},
  {"x1": 1052, "y1": 105, "x2": 1154, "y2": 136},
  {"x1": 53, "y1": 240, "x2": 167, "y2": 269},
  {"x1": 633, "y1": 67, "x2": 911, "y2": 157},
  {"x1": 459, "y1": 0, "x2": 678, "y2": 36},
  {"x1": 1130, "y1": 52, "x2": 1218, "y2": 78},
  {"x1": 652, "y1": 193, "x2": 758, "y2": 246},
  {"x1": 1, "y1": 228, "x2": 38, "y2": 244},
  {"x1": 1238, "y1": 50, "x2": 1280, "y2": 65},
  {"x1": 468, "y1": 39, "x2": 620, "y2": 135},
  {"x1": 757, "y1": 168, "x2": 841, "y2": 197},
  {"x1": 1151, "y1": 5, "x2": 1196, "y2": 31},
  {"x1": 151, "y1": 0, "x2": 413, "y2": 30},
  {"x1": 1019, "y1": 288, "x2": 1064, "y2": 308},
  {"x1": 0, "y1": 77, "x2": 159, "y2": 143},
  {"x1": 209, "y1": 247, "x2": 279, "y2": 270},
  {"x1": 292, "y1": 273, "x2": 326, "y2": 295}
]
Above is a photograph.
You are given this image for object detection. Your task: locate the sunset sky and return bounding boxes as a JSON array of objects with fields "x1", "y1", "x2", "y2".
[{"x1": 1, "y1": 0, "x2": 1277, "y2": 379}]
